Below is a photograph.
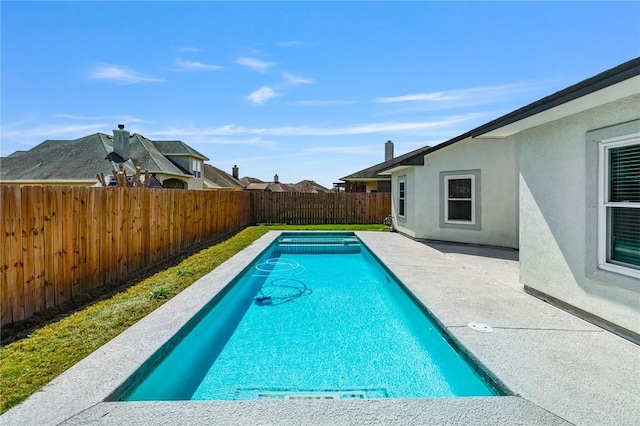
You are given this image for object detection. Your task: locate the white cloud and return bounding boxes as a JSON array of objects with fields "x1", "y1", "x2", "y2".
[
  {"x1": 184, "y1": 137, "x2": 278, "y2": 149},
  {"x1": 283, "y1": 72, "x2": 313, "y2": 85},
  {"x1": 247, "y1": 86, "x2": 280, "y2": 105},
  {"x1": 147, "y1": 114, "x2": 478, "y2": 138},
  {"x1": 373, "y1": 82, "x2": 550, "y2": 105},
  {"x1": 54, "y1": 114, "x2": 147, "y2": 123},
  {"x1": 276, "y1": 41, "x2": 303, "y2": 47},
  {"x1": 1, "y1": 123, "x2": 110, "y2": 140},
  {"x1": 375, "y1": 92, "x2": 459, "y2": 103},
  {"x1": 235, "y1": 57, "x2": 275, "y2": 72},
  {"x1": 88, "y1": 64, "x2": 164, "y2": 84},
  {"x1": 175, "y1": 59, "x2": 222, "y2": 71}
]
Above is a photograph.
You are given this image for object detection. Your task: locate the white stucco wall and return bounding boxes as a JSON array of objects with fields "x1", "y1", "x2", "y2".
[
  {"x1": 391, "y1": 168, "x2": 416, "y2": 236},
  {"x1": 392, "y1": 137, "x2": 518, "y2": 248},
  {"x1": 517, "y1": 93, "x2": 640, "y2": 334}
]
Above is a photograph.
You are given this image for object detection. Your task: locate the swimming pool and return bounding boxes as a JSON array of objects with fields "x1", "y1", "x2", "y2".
[{"x1": 119, "y1": 232, "x2": 502, "y2": 401}]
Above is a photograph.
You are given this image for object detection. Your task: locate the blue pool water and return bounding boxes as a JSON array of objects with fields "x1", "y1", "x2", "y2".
[{"x1": 122, "y1": 233, "x2": 500, "y2": 401}]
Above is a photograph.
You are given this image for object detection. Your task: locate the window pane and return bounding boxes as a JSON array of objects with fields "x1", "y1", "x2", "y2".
[
  {"x1": 610, "y1": 207, "x2": 640, "y2": 268},
  {"x1": 448, "y1": 200, "x2": 472, "y2": 221},
  {"x1": 609, "y1": 144, "x2": 640, "y2": 202},
  {"x1": 399, "y1": 199, "x2": 405, "y2": 216},
  {"x1": 448, "y1": 179, "x2": 471, "y2": 199}
]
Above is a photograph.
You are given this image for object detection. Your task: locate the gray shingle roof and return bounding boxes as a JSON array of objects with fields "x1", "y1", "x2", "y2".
[
  {"x1": 292, "y1": 180, "x2": 332, "y2": 193},
  {"x1": 203, "y1": 164, "x2": 243, "y2": 189},
  {"x1": 0, "y1": 132, "x2": 204, "y2": 181},
  {"x1": 129, "y1": 134, "x2": 189, "y2": 175},
  {"x1": 340, "y1": 145, "x2": 430, "y2": 181},
  {"x1": 152, "y1": 141, "x2": 208, "y2": 160},
  {"x1": 0, "y1": 134, "x2": 115, "y2": 180}
]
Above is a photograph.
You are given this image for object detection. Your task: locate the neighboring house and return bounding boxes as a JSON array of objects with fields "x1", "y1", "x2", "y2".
[
  {"x1": 241, "y1": 174, "x2": 330, "y2": 193},
  {"x1": 292, "y1": 180, "x2": 332, "y2": 193},
  {"x1": 202, "y1": 164, "x2": 244, "y2": 190},
  {"x1": 0, "y1": 125, "x2": 208, "y2": 190},
  {"x1": 381, "y1": 57, "x2": 640, "y2": 342},
  {"x1": 338, "y1": 141, "x2": 428, "y2": 192}
]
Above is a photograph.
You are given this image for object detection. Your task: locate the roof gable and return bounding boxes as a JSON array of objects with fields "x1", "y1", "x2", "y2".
[{"x1": 152, "y1": 141, "x2": 208, "y2": 160}]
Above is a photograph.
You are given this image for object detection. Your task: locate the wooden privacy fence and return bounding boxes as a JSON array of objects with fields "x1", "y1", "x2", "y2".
[
  {"x1": 0, "y1": 186, "x2": 252, "y2": 325},
  {"x1": 252, "y1": 192, "x2": 391, "y2": 225},
  {"x1": 0, "y1": 187, "x2": 390, "y2": 325}
]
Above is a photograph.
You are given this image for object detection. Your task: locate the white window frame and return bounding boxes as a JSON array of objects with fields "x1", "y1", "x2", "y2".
[
  {"x1": 597, "y1": 133, "x2": 640, "y2": 279},
  {"x1": 398, "y1": 177, "x2": 406, "y2": 218},
  {"x1": 193, "y1": 160, "x2": 202, "y2": 178},
  {"x1": 444, "y1": 174, "x2": 475, "y2": 225}
]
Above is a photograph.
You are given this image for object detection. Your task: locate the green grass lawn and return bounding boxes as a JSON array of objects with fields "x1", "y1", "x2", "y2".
[{"x1": 0, "y1": 224, "x2": 386, "y2": 413}]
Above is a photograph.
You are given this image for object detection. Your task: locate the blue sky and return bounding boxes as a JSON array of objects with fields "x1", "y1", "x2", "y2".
[{"x1": 2, "y1": 1, "x2": 639, "y2": 188}]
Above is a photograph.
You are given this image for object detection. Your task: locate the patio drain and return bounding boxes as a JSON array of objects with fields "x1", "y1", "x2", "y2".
[{"x1": 467, "y1": 322, "x2": 493, "y2": 333}]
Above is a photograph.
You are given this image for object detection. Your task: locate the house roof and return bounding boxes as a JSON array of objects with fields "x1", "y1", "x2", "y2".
[
  {"x1": 270, "y1": 182, "x2": 299, "y2": 192},
  {"x1": 380, "y1": 57, "x2": 640, "y2": 174},
  {"x1": 241, "y1": 176, "x2": 329, "y2": 192},
  {"x1": 202, "y1": 164, "x2": 243, "y2": 189},
  {"x1": 0, "y1": 133, "x2": 116, "y2": 180},
  {"x1": 240, "y1": 176, "x2": 263, "y2": 186},
  {"x1": 340, "y1": 145, "x2": 431, "y2": 182},
  {"x1": 292, "y1": 180, "x2": 332, "y2": 193},
  {"x1": 0, "y1": 131, "x2": 204, "y2": 182},
  {"x1": 151, "y1": 141, "x2": 208, "y2": 160},
  {"x1": 128, "y1": 134, "x2": 191, "y2": 175},
  {"x1": 244, "y1": 182, "x2": 271, "y2": 191}
]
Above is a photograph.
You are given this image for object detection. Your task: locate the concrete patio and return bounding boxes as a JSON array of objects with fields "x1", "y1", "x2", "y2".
[{"x1": 2, "y1": 231, "x2": 639, "y2": 425}]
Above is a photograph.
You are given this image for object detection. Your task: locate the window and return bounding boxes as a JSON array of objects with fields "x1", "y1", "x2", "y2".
[
  {"x1": 398, "y1": 178, "x2": 406, "y2": 218},
  {"x1": 445, "y1": 175, "x2": 475, "y2": 224},
  {"x1": 193, "y1": 160, "x2": 202, "y2": 178},
  {"x1": 598, "y1": 134, "x2": 640, "y2": 277},
  {"x1": 440, "y1": 170, "x2": 480, "y2": 230}
]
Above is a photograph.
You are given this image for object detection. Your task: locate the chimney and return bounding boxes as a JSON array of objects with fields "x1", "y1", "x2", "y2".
[
  {"x1": 274, "y1": 173, "x2": 279, "y2": 183},
  {"x1": 232, "y1": 165, "x2": 239, "y2": 179},
  {"x1": 385, "y1": 140, "x2": 394, "y2": 162},
  {"x1": 113, "y1": 124, "x2": 130, "y2": 161}
]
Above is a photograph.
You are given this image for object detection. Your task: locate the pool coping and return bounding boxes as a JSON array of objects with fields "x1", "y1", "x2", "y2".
[{"x1": 2, "y1": 231, "x2": 638, "y2": 425}]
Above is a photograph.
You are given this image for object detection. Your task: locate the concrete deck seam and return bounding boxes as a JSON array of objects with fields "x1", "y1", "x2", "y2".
[
  {"x1": 519, "y1": 397, "x2": 578, "y2": 426},
  {"x1": 59, "y1": 401, "x2": 103, "y2": 426}
]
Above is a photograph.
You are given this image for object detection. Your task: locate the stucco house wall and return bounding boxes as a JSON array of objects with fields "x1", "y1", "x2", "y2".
[
  {"x1": 391, "y1": 168, "x2": 416, "y2": 235},
  {"x1": 392, "y1": 137, "x2": 518, "y2": 248},
  {"x1": 517, "y1": 93, "x2": 640, "y2": 335}
]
